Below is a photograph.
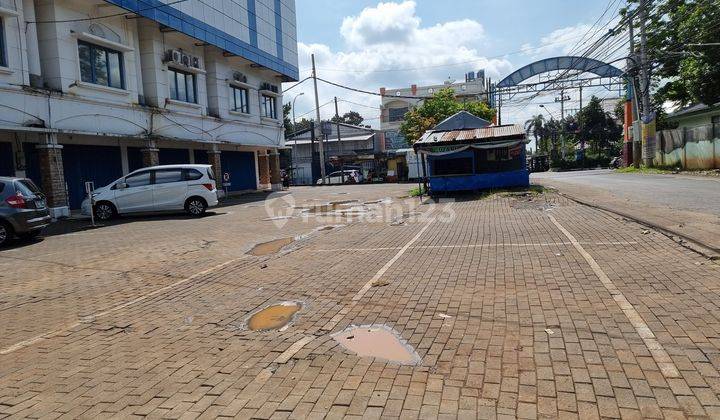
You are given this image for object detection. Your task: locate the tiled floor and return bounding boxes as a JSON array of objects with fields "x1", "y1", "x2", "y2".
[{"x1": 1, "y1": 185, "x2": 719, "y2": 419}]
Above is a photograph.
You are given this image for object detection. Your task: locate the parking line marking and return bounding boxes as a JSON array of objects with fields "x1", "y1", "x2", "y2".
[
  {"x1": 352, "y1": 205, "x2": 445, "y2": 302},
  {"x1": 274, "y1": 336, "x2": 314, "y2": 364},
  {"x1": 0, "y1": 257, "x2": 246, "y2": 356},
  {"x1": 314, "y1": 241, "x2": 639, "y2": 252},
  {"x1": 548, "y1": 215, "x2": 680, "y2": 379}
]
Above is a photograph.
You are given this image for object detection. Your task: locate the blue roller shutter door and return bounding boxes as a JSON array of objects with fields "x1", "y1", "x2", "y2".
[
  {"x1": 127, "y1": 147, "x2": 143, "y2": 172},
  {"x1": 0, "y1": 142, "x2": 13, "y2": 176},
  {"x1": 220, "y1": 151, "x2": 256, "y2": 191},
  {"x1": 62, "y1": 144, "x2": 123, "y2": 209},
  {"x1": 193, "y1": 150, "x2": 209, "y2": 164}
]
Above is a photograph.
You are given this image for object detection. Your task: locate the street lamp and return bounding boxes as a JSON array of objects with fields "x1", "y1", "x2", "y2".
[
  {"x1": 291, "y1": 92, "x2": 305, "y2": 133},
  {"x1": 538, "y1": 104, "x2": 555, "y2": 120}
]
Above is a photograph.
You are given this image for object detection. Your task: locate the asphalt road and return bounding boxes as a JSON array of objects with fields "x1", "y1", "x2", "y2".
[
  {"x1": 532, "y1": 169, "x2": 720, "y2": 216},
  {"x1": 532, "y1": 169, "x2": 720, "y2": 252}
]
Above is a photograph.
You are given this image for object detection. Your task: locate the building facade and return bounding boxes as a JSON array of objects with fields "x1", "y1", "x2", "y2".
[
  {"x1": 0, "y1": 0, "x2": 298, "y2": 215},
  {"x1": 379, "y1": 70, "x2": 489, "y2": 151},
  {"x1": 286, "y1": 123, "x2": 382, "y2": 185}
]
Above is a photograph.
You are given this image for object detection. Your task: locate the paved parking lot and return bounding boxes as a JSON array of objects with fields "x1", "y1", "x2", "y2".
[{"x1": 2, "y1": 184, "x2": 720, "y2": 419}]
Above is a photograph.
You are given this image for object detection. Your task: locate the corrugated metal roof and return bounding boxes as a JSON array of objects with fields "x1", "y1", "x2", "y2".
[
  {"x1": 287, "y1": 133, "x2": 374, "y2": 145},
  {"x1": 415, "y1": 124, "x2": 525, "y2": 146}
]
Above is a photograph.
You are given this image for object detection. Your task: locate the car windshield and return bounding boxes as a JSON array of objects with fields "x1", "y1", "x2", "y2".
[{"x1": 15, "y1": 179, "x2": 42, "y2": 197}]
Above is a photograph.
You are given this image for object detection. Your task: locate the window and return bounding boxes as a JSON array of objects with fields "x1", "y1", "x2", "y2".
[
  {"x1": 169, "y1": 68, "x2": 196, "y2": 103},
  {"x1": 389, "y1": 107, "x2": 409, "y2": 122},
  {"x1": 432, "y1": 157, "x2": 473, "y2": 176},
  {"x1": 261, "y1": 94, "x2": 277, "y2": 119},
  {"x1": 124, "y1": 171, "x2": 152, "y2": 188},
  {"x1": 232, "y1": 86, "x2": 249, "y2": 113},
  {"x1": 184, "y1": 169, "x2": 204, "y2": 181},
  {"x1": 0, "y1": 18, "x2": 6, "y2": 68},
  {"x1": 78, "y1": 41, "x2": 124, "y2": 89},
  {"x1": 154, "y1": 169, "x2": 184, "y2": 184}
]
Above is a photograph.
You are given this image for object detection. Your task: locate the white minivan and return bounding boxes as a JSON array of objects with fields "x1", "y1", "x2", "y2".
[{"x1": 81, "y1": 165, "x2": 219, "y2": 220}]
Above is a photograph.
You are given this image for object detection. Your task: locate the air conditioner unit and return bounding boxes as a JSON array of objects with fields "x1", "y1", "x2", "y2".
[
  {"x1": 232, "y1": 72, "x2": 247, "y2": 83},
  {"x1": 191, "y1": 56, "x2": 200, "y2": 69},
  {"x1": 181, "y1": 53, "x2": 190, "y2": 67},
  {"x1": 164, "y1": 49, "x2": 182, "y2": 65},
  {"x1": 260, "y1": 83, "x2": 279, "y2": 93}
]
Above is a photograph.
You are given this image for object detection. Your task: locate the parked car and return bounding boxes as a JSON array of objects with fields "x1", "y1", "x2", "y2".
[
  {"x1": 0, "y1": 177, "x2": 52, "y2": 246},
  {"x1": 316, "y1": 170, "x2": 364, "y2": 185},
  {"x1": 81, "y1": 164, "x2": 219, "y2": 221}
]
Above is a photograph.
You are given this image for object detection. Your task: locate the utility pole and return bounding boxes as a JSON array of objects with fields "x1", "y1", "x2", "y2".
[
  {"x1": 638, "y1": 0, "x2": 655, "y2": 167},
  {"x1": 579, "y1": 86, "x2": 585, "y2": 167},
  {"x1": 555, "y1": 88, "x2": 570, "y2": 119},
  {"x1": 311, "y1": 54, "x2": 326, "y2": 183},
  {"x1": 555, "y1": 88, "x2": 570, "y2": 160},
  {"x1": 626, "y1": 10, "x2": 641, "y2": 168},
  {"x1": 334, "y1": 97, "x2": 344, "y2": 183}
]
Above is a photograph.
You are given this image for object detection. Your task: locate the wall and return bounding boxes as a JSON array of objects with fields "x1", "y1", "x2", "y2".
[{"x1": 653, "y1": 124, "x2": 720, "y2": 169}]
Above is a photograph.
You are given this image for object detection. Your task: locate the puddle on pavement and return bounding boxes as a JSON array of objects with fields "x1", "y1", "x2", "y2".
[
  {"x1": 247, "y1": 237, "x2": 295, "y2": 256},
  {"x1": 247, "y1": 301, "x2": 302, "y2": 331},
  {"x1": 332, "y1": 325, "x2": 422, "y2": 365},
  {"x1": 304, "y1": 200, "x2": 360, "y2": 214}
]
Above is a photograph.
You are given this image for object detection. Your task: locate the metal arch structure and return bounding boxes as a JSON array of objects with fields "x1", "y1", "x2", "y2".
[{"x1": 497, "y1": 56, "x2": 625, "y2": 88}]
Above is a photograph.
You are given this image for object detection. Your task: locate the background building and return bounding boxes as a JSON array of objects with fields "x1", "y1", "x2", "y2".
[
  {"x1": 379, "y1": 70, "x2": 489, "y2": 151},
  {"x1": 286, "y1": 123, "x2": 383, "y2": 185},
  {"x1": 0, "y1": 0, "x2": 298, "y2": 215}
]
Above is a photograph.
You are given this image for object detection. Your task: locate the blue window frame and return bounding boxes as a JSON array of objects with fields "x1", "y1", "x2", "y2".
[
  {"x1": 78, "y1": 41, "x2": 124, "y2": 89},
  {"x1": 169, "y1": 68, "x2": 196, "y2": 103},
  {"x1": 0, "y1": 19, "x2": 6, "y2": 68},
  {"x1": 232, "y1": 86, "x2": 249, "y2": 113}
]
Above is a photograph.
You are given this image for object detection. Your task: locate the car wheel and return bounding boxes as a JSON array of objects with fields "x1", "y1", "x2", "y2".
[
  {"x1": 94, "y1": 202, "x2": 116, "y2": 221},
  {"x1": 0, "y1": 222, "x2": 12, "y2": 247},
  {"x1": 186, "y1": 197, "x2": 207, "y2": 217}
]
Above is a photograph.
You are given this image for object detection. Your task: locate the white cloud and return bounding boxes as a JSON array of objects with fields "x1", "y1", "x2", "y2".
[{"x1": 283, "y1": 1, "x2": 513, "y2": 128}]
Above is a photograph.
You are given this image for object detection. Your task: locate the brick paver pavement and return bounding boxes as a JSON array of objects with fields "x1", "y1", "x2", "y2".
[{"x1": 1, "y1": 185, "x2": 720, "y2": 419}]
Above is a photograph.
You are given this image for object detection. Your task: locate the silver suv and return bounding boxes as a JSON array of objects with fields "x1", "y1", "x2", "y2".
[{"x1": 0, "y1": 177, "x2": 52, "y2": 247}]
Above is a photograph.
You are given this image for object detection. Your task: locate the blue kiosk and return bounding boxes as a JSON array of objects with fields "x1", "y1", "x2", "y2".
[{"x1": 413, "y1": 111, "x2": 529, "y2": 194}]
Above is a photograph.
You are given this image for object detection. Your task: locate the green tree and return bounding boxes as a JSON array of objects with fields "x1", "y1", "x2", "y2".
[
  {"x1": 399, "y1": 88, "x2": 496, "y2": 143},
  {"x1": 626, "y1": 0, "x2": 720, "y2": 106},
  {"x1": 331, "y1": 111, "x2": 364, "y2": 126},
  {"x1": 524, "y1": 114, "x2": 548, "y2": 154},
  {"x1": 576, "y1": 96, "x2": 622, "y2": 156}
]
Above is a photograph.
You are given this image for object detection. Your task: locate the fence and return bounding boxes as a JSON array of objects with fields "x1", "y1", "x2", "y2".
[{"x1": 653, "y1": 123, "x2": 720, "y2": 169}]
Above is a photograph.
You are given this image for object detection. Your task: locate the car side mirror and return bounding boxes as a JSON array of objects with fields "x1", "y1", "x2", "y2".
[{"x1": 116, "y1": 182, "x2": 128, "y2": 189}]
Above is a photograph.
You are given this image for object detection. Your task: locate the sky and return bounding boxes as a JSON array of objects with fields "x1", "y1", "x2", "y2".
[{"x1": 284, "y1": 0, "x2": 629, "y2": 131}]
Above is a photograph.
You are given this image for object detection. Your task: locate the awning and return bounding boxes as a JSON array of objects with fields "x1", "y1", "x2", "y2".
[{"x1": 416, "y1": 139, "x2": 527, "y2": 156}]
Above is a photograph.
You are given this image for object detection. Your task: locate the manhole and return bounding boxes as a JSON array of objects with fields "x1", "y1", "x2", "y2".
[
  {"x1": 247, "y1": 301, "x2": 302, "y2": 331},
  {"x1": 332, "y1": 325, "x2": 422, "y2": 365},
  {"x1": 247, "y1": 237, "x2": 295, "y2": 256}
]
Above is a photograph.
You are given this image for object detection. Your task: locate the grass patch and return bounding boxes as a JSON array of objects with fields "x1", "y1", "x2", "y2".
[
  {"x1": 408, "y1": 185, "x2": 426, "y2": 197},
  {"x1": 615, "y1": 165, "x2": 673, "y2": 174}
]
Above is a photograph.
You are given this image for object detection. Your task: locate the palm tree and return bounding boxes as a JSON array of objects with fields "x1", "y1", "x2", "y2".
[{"x1": 524, "y1": 114, "x2": 545, "y2": 154}]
